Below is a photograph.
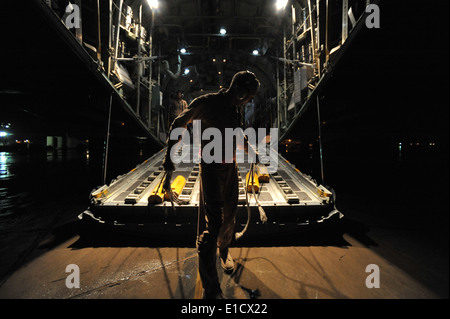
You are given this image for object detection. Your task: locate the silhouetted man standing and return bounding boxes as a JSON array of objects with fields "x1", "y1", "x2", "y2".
[{"x1": 162, "y1": 71, "x2": 260, "y2": 299}]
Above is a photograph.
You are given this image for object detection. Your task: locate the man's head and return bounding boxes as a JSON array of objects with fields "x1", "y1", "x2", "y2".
[
  {"x1": 176, "y1": 90, "x2": 183, "y2": 99},
  {"x1": 228, "y1": 71, "x2": 260, "y2": 106}
]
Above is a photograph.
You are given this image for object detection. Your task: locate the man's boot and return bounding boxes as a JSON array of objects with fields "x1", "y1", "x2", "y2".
[{"x1": 219, "y1": 248, "x2": 234, "y2": 273}]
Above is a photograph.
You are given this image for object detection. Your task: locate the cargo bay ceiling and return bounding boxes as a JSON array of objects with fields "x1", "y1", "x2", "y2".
[
  {"x1": 137, "y1": 0, "x2": 289, "y2": 96},
  {"x1": 116, "y1": 0, "x2": 374, "y2": 134},
  {"x1": 134, "y1": 0, "x2": 372, "y2": 94}
]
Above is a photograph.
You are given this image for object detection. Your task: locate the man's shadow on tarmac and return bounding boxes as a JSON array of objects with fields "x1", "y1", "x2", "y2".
[
  {"x1": 62, "y1": 216, "x2": 377, "y2": 250},
  {"x1": 34, "y1": 216, "x2": 377, "y2": 299}
]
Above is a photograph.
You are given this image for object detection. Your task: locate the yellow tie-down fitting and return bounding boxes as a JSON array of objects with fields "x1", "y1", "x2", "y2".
[
  {"x1": 148, "y1": 183, "x2": 165, "y2": 205},
  {"x1": 148, "y1": 175, "x2": 187, "y2": 205},
  {"x1": 317, "y1": 185, "x2": 332, "y2": 198},
  {"x1": 246, "y1": 171, "x2": 260, "y2": 193},
  {"x1": 164, "y1": 175, "x2": 186, "y2": 200},
  {"x1": 256, "y1": 163, "x2": 270, "y2": 183}
]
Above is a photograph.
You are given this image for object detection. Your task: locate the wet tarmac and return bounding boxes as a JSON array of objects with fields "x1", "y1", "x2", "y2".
[{"x1": 0, "y1": 205, "x2": 447, "y2": 300}]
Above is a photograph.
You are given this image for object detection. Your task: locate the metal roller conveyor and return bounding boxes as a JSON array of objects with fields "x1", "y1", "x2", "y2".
[{"x1": 79, "y1": 148, "x2": 343, "y2": 237}]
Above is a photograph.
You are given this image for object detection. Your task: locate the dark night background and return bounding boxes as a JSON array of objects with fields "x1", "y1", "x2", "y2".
[{"x1": 284, "y1": 0, "x2": 448, "y2": 208}]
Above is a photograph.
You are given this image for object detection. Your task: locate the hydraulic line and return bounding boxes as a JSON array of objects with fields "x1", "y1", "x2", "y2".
[{"x1": 235, "y1": 163, "x2": 268, "y2": 241}]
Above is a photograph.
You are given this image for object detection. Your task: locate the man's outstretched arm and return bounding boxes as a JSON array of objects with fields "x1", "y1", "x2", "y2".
[{"x1": 162, "y1": 99, "x2": 204, "y2": 171}]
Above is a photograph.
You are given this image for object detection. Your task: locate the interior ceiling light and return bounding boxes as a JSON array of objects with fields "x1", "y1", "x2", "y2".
[
  {"x1": 275, "y1": 0, "x2": 288, "y2": 10},
  {"x1": 184, "y1": 68, "x2": 190, "y2": 75},
  {"x1": 219, "y1": 27, "x2": 227, "y2": 35},
  {"x1": 252, "y1": 49, "x2": 259, "y2": 55},
  {"x1": 180, "y1": 48, "x2": 187, "y2": 54},
  {"x1": 147, "y1": 0, "x2": 159, "y2": 9}
]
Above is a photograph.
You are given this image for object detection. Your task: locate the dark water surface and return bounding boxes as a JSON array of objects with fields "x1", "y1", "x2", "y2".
[{"x1": 0, "y1": 146, "x2": 153, "y2": 280}]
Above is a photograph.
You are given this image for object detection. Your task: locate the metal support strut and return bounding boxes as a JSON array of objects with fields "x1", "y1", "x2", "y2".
[
  {"x1": 316, "y1": 94, "x2": 325, "y2": 184},
  {"x1": 103, "y1": 94, "x2": 113, "y2": 184}
]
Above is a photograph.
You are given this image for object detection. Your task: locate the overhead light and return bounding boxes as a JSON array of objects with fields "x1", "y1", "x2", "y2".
[
  {"x1": 275, "y1": 0, "x2": 288, "y2": 10},
  {"x1": 184, "y1": 68, "x2": 190, "y2": 75},
  {"x1": 212, "y1": 58, "x2": 216, "y2": 62},
  {"x1": 147, "y1": 0, "x2": 159, "y2": 9},
  {"x1": 0, "y1": 131, "x2": 8, "y2": 137},
  {"x1": 252, "y1": 49, "x2": 259, "y2": 55},
  {"x1": 180, "y1": 48, "x2": 187, "y2": 54},
  {"x1": 219, "y1": 27, "x2": 227, "y2": 35}
]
